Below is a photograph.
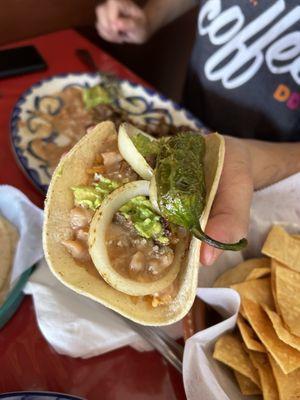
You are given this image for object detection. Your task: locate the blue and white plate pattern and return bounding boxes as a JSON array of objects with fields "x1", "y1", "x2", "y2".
[
  {"x1": 0, "y1": 392, "x2": 83, "y2": 400},
  {"x1": 11, "y1": 73, "x2": 201, "y2": 193}
]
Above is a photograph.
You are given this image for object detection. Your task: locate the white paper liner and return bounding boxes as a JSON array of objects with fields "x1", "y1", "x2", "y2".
[
  {"x1": 0, "y1": 185, "x2": 44, "y2": 286},
  {"x1": 24, "y1": 259, "x2": 182, "y2": 357}
]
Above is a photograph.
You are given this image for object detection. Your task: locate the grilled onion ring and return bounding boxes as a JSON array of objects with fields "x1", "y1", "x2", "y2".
[
  {"x1": 118, "y1": 123, "x2": 155, "y2": 180},
  {"x1": 88, "y1": 180, "x2": 187, "y2": 296}
]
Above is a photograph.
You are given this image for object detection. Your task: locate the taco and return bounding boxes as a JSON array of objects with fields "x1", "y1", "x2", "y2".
[{"x1": 43, "y1": 121, "x2": 246, "y2": 325}]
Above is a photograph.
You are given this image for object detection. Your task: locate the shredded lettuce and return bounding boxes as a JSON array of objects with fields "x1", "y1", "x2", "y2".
[
  {"x1": 72, "y1": 176, "x2": 120, "y2": 211},
  {"x1": 119, "y1": 196, "x2": 169, "y2": 244},
  {"x1": 131, "y1": 134, "x2": 162, "y2": 158},
  {"x1": 83, "y1": 85, "x2": 112, "y2": 109}
]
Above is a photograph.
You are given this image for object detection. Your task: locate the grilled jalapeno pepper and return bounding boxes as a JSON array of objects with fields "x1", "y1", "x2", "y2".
[{"x1": 155, "y1": 132, "x2": 247, "y2": 251}]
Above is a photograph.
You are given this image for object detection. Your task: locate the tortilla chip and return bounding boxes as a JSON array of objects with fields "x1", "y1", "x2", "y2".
[
  {"x1": 231, "y1": 278, "x2": 275, "y2": 310},
  {"x1": 0, "y1": 217, "x2": 11, "y2": 289},
  {"x1": 234, "y1": 371, "x2": 261, "y2": 395},
  {"x1": 249, "y1": 352, "x2": 279, "y2": 400},
  {"x1": 237, "y1": 316, "x2": 265, "y2": 352},
  {"x1": 243, "y1": 298, "x2": 300, "y2": 374},
  {"x1": 271, "y1": 260, "x2": 282, "y2": 315},
  {"x1": 263, "y1": 305, "x2": 300, "y2": 352},
  {"x1": 213, "y1": 333, "x2": 260, "y2": 386},
  {"x1": 213, "y1": 258, "x2": 270, "y2": 288},
  {"x1": 269, "y1": 355, "x2": 300, "y2": 400},
  {"x1": 239, "y1": 302, "x2": 247, "y2": 319},
  {"x1": 262, "y1": 225, "x2": 300, "y2": 272},
  {"x1": 275, "y1": 264, "x2": 300, "y2": 337},
  {"x1": 246, "y1": 267, "x2": 271, "y2": 281},
  {"x1": 0, "y1": 215, "x2": 18, "y2": 304}
]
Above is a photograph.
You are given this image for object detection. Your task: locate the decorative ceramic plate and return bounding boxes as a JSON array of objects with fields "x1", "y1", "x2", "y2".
[{"x1": 10, "y1": 73, "x2": 201, "y2": 194}]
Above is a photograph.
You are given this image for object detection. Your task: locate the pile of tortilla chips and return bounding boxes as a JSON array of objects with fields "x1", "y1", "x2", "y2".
[{"x1": 213, "y1": 225, "x2": 300, "y2": 400}]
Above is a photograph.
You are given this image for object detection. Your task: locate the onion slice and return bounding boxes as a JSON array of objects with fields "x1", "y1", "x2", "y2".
[
  {"x1": 88, "y1": 180, "x2": 187, "y2": 296},
  {"x1": 118, "y1": 123, "x2": 155, "y2": 180},
  {"x1": 149, "y1": 175, "x2": 160, "y2": 214}
]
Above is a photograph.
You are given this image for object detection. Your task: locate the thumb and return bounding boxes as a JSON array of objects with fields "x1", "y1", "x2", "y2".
[
  {"x1": 200, "y1": 145, "x2": 253, "y2": 266},
  {"x1": 200, "y1": 209, "x2": 250, "y2": 266}
]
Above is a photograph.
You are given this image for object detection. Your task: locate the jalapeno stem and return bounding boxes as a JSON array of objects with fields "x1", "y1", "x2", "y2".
[{"x1": 191, "y1": 226, "x2": 248, "y2": 251}]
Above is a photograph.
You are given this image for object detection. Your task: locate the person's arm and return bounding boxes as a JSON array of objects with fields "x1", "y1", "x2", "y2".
[
  {"x1": 96, "y1": 0, "x2": 197, "y2": 44},
  {"x1": 246, "y1": 139, "x2": 300, "y2": 190},
  {"x1": 200, "y1": 137, "x2": 300, "y2": 266},
  {"x1": 144, "y1": 0, "x2": 198, "y2": 36}
]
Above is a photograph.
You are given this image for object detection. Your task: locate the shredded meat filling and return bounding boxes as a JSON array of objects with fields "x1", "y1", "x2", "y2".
[
  {"x1": 62, "y1": 134, "x2": 181, "y2": 305},
  {"x1": 113, "y1": 212, "x2": 136, "y2": 234},
  {"x1": 89, "y1": 139, "x2": 138, "y2": 182},
  {"x1": 62, "y1": 239, "x2": 90, "y2": 262},
  {"x1": 62, "y1": 207, "x2": 93, "y2": 262},
  {"x1": 106, "y1": 220, "x2": 175, "y2": 282},
  {"x1": 102, "y1": 151, "x2": 123, "y2": 168},
  {"x1": 70, "y1": 207, "x2": 93, "y2": 230}
]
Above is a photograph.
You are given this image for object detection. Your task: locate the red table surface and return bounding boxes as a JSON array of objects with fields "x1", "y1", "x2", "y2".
[{"x1": 0, "y1": 29, "x2": 186, "y2": 400}]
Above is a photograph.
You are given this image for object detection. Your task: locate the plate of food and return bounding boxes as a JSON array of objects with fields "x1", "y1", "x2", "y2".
[{"x1": 10, "y1": 72, "x2": 202, "y2": 194}]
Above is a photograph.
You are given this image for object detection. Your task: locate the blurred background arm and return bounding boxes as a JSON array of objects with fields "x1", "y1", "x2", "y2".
[
  {"x1": 144, "y1": 0, "x2": 198, "y2": 38},
  {"x1": 246, "y1": 139, "x2": 300, "y2": 190},
  {"x1": 0, "y1": 0, "x2": 198, "y2": 102},
  {"x1": 95, "y1": 0, "x2": 198, "y2": 44}
]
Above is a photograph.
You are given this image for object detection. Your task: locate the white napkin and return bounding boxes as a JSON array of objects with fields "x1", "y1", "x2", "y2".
[
  {"x1": 24, "y1": 259, "x2": 182, "y2": 357},
  {"x1": 183, "y1": 172, "x2": 300, "y2": 400},
  {"x1": 0, "y1": 185, "x2": 44, "y2": 286}
]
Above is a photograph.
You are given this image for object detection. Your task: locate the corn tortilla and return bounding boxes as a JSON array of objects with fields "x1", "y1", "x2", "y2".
[{"x1": 0, "y1": 215, "x2": 18, "y2": 304}]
